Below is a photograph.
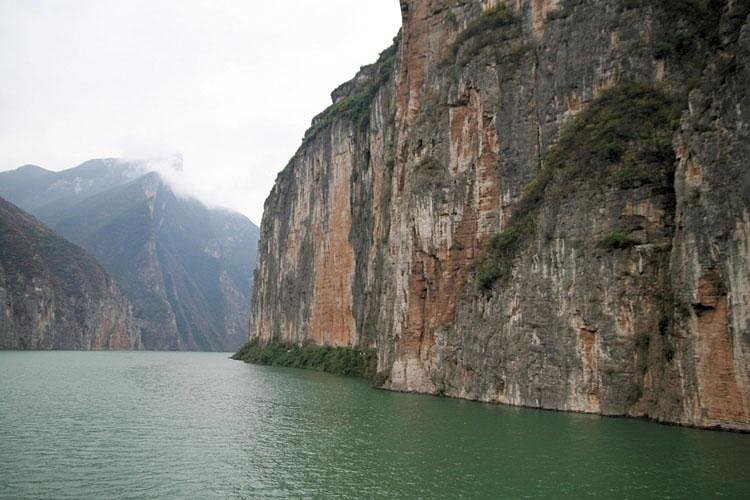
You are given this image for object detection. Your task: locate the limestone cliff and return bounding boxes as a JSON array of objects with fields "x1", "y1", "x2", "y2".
[
  {"x1": 0, "y1": 198, "x2": 141, "y2": 350},
  {"x1": 249, "y1": 0, "x2": 750, "y2": 430}
]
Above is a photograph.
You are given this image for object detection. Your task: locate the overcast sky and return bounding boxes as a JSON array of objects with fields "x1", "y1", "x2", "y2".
[{"x1": 0, "y1": 0, "x2": 402, "y2": 224}]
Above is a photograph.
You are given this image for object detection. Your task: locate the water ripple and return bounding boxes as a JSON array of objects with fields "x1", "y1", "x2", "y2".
[{"x1": 0, "y1": 351, "x2": 748, "y2": 499}]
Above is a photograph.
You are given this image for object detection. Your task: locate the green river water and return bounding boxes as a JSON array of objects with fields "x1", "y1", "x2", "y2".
[{"x1": 0, "y1": 351, "x2": 747, "y2": 499}]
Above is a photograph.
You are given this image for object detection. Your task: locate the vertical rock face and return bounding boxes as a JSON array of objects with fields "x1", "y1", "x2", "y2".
[
  {"x1": 0, "y1": 198, "x2": 141, "y2": 350},
  {"x1": 667, "y1": 14, "x2": 750, "y2": 427},
  {"x1": 250, "y1": 0, "x2": 750, "y2": 430}
]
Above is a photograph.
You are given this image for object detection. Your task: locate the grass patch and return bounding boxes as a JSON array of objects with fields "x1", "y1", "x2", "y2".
[
  {"x1": 444, "y1": 10, "x2": 458, "y2": 28},
  {"x1": 600, "y1": 230, "x2": 639, "y2": 250},
  {"x1": 518, "y1": 83, "x2": 680, "y2": 222},
  {"x1": 627, "y1": 0, "x2": 722, "y2": 60},
  {"x1": 441, "y1": 4, "x2": 526, "y2": 79},
  {"x1": 543, "y1": 83, "x2": 682, "y2": 185},
  {"x1": 475, "y1": 83, "x2": 682, "y2": 290},
  {"x1": 477, "y1": 227, "x2": 522, "y2": 291},
  {"x1": 232, "y1": 338, "x2": 377, "y2": 379}
]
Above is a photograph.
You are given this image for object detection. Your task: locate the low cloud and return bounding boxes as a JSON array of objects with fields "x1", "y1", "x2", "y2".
[{"x1": 0, "y1": 1, "x2": 402, "y2": 224}]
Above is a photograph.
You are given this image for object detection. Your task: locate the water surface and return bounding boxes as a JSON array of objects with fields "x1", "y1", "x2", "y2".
[{"x1": 0, "y1": 351, "x2": 747, "y2": 498}]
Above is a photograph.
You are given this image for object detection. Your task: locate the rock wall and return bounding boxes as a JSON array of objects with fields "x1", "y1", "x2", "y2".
[
  {"x1": 250, "y1": 0, "x2": 749, "y2": 430},
  {"x1": 0, "y1": 198, "x2": 141, "y2": 350}
]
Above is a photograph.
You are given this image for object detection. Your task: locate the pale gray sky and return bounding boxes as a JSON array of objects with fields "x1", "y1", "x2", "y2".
[{"x1": 0, "y1": 0, "x2": 402, "y2": 223}]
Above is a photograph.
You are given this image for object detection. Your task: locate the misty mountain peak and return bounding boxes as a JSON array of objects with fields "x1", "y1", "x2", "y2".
[{"x1": 135, "y1": 153, "x2": 183, "y2": 174}]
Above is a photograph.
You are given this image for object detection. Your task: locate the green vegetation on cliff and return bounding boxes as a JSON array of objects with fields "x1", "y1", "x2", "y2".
[
  {"x1": 477, "y1": 227, "x2": 521, "y2": 290},
  {"x1": 303, "y1": 32, "x2": 400, "y2": 143},
  {"x1": 541, "y1": 83, "x2": 682, "y2": 189},
  {"x1": 442, "y1": 4, "x2": 527, "y2": 79},
  {"x1": 600, "y1": 230, "x2": 640, "y2": 250},
  {"x1": 232, "y1": 339, "x2": 377, "y2": 379},
  {"x1": 0, "y1": 197, "x2": 107, "y2": 295},
  {"x1": 621, "y1": 0, "x2": 749, "y2": 87},
  {"x1": 477, "y1": 83, "x2": 683, "y2": 290},
  {"x1": 448, "y1": 5, "x2": 519, "y2": 66},
  {"x1": 621, "y1": 0, "x2": 722, "y2": 60}
]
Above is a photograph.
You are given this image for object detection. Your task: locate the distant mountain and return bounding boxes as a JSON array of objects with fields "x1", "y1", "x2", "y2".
[
  {"x1": 0, "y1": 158, "x2": 259, "y2": 351},
  {"x1": 0, "y1": 197, "x2": 141, "y2": 349},
  {"x1": 0, "y1": 158, "x2": 145, "y2": 216}
]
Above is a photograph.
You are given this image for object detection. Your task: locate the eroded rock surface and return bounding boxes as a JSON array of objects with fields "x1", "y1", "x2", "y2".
[{"x1": 250, "y1": 0, "x2": 750, "y2": 430}]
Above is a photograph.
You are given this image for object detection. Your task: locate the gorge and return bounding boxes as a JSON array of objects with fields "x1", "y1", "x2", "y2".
[
  {"x1": 2, "y1": 2, "x2": 750, "y2": 497},
  {"x1": 0, "y1": 158, "x2": 259, "y2": 351}
]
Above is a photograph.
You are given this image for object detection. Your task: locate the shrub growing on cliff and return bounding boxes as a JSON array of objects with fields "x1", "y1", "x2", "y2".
[
  {"x1": 518, "y1": 84, "x2": 681, "y2": 219},
  {"x1": 442, "y1": 4, "x2": 525, "y2": 72},
  {"x1": 477, "y1": 263, "x2": 501, "y2": 291},
  {"x1": 475, "y1": 83, "x2": 682, "y2": 290},
  {"x1": 444, "y1": 10, "x2": 458, "y2": 28},
  {"x1": 477, "y1": 227, "x2": 521, "y2": 291},
  {"x1": 600, "y1": 230, "x2": 639, "y2": 250},
  {"x1": 303, "y1": 32, "x2": 401, "y2": 144},
  {"x1": 630, "y1": 0, "x2": 722, "y2": 60},
  {"x1": 545, "y1": 83, "x2": 682, "y2": 182},
  {"x1": 232, "y1": 339, "x2": 377, "y2": 379},
  {"x1": 619, "y1": 0, "x2": 750, "y2": 90},
  {"x1": 490, "y1": 226, "x2": 520, "y2": 249}
]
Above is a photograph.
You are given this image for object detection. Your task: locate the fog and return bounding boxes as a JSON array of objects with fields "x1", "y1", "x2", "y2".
[{"x1": 0, "y1": 0, "x2": 402, "y2": 223}]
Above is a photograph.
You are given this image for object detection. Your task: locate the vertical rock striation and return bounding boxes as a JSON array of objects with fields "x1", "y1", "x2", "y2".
[{"x1": 249, "y1": 0, "x2": 750, "y2": 430}]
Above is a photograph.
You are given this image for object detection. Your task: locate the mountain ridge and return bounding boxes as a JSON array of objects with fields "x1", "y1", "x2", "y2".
[
  {"x1": 0, "y1": 197, "x2": 141, "y2": 349},
  {"x1": 1, "y1": 157, "x2": 259, "y2": 351}
]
